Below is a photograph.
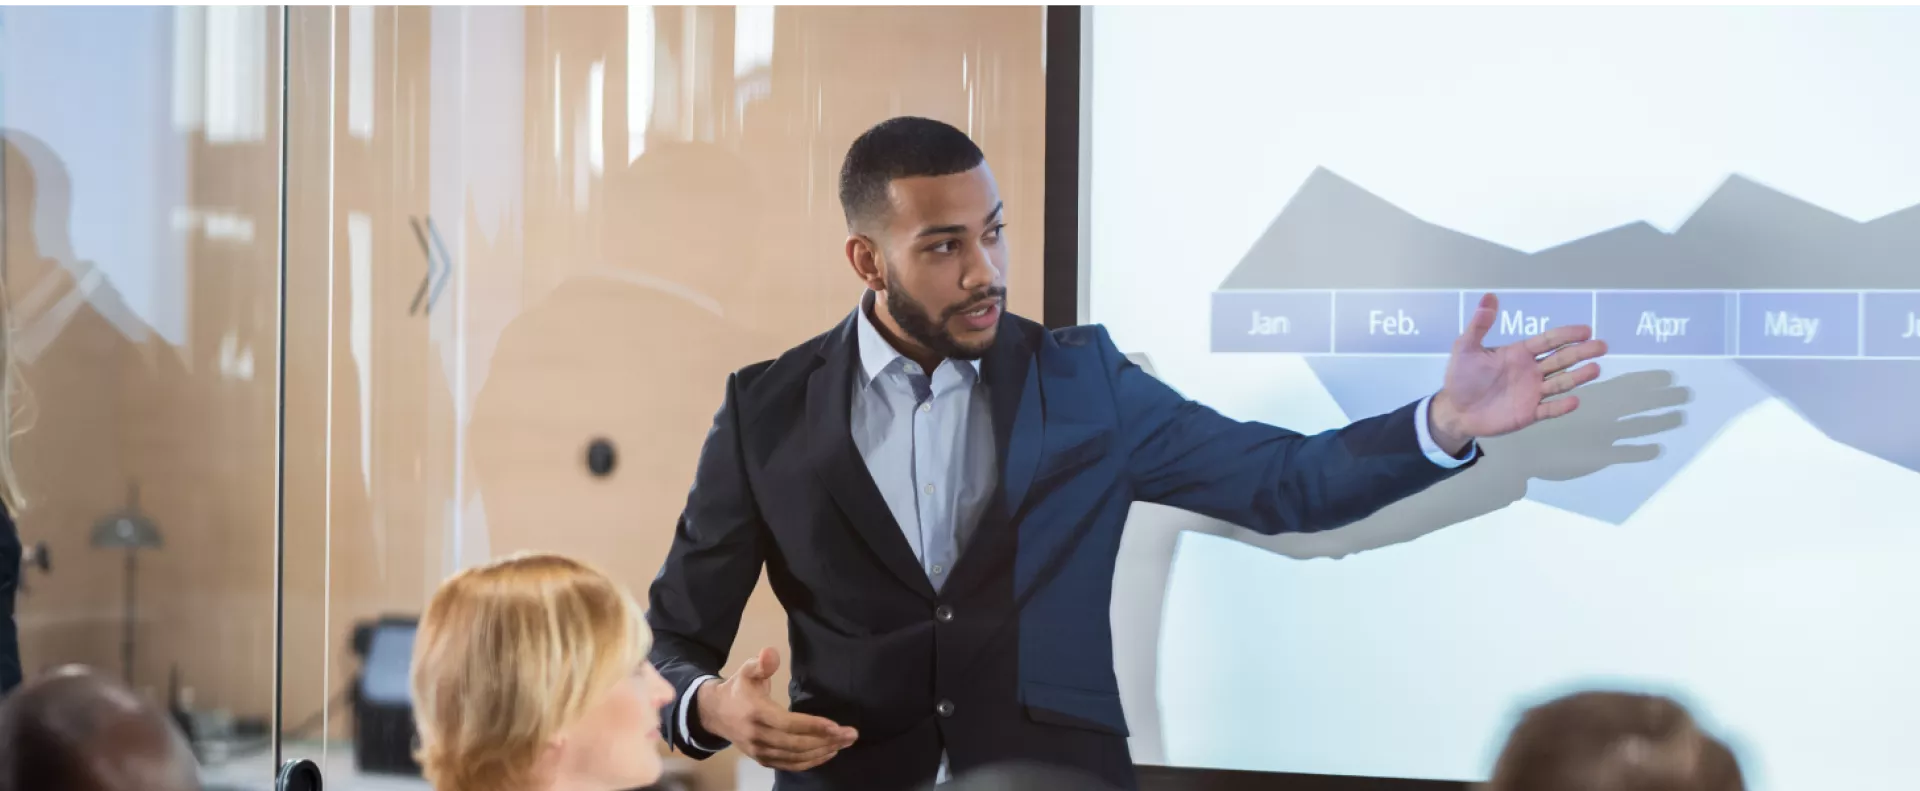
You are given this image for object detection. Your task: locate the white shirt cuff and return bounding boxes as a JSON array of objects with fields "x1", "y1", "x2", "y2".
[
  {"x1": 1415, "y1": 395, "x2": 1477, "y2": 468},
  {"x1": 678, "y1": 675, "x2": 729, "y2": 753}
]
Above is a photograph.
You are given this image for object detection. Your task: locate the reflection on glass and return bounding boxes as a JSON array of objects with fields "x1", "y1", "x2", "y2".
[{"x1": 1, "y1": 3, "x2": 284, "y2": 788}]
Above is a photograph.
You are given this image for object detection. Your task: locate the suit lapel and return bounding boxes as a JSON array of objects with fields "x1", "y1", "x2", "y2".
[
  {"x1": 985, "y1": 322, "x2": 1042, "y2": 521},
  {"x1": 945, "y1": 317, "x2": 1041, "y2": 599},
  {"x1": 805, "y1": 312, "x2": 937, "y2": 601}
]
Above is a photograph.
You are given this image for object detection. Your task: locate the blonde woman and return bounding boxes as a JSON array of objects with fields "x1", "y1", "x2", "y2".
[{"x1": 411, "y1": 553, "x2": 676, "y2": 791}]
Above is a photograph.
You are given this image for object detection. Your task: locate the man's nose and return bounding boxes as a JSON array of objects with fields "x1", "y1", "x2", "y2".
[{"x1": 960, "y1": 247, "x2": 1000, "y2": 291}]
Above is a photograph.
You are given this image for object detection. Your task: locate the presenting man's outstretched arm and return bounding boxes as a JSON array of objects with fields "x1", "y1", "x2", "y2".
[
  {"x1": 1109, "y1": 292, "x2": 1607, "y2": 534},
  {"x1": 647, "y1": 373, "x2": 857, "y2": 770}
]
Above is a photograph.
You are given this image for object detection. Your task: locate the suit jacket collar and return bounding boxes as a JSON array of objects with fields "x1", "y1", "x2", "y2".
[
  {"x1": 805, "y1": 305, "x2": 1039, "y2": 602},
  {"x1": 944, "y1": 312, "x2": 1040, "y2": 600}
]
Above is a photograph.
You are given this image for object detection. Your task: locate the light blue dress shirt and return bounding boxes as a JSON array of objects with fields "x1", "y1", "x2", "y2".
[
  {"x1": 676, "y1": 293, "x2": 1477, "y2": 780},
  {"x1": 847, "y1": 295, "x2": 999, "y2": 592}
]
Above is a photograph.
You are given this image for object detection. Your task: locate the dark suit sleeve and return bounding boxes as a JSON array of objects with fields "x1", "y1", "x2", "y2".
[
  {"x1": 0, "y1": 505, "x2": 19, "y2": 694},
  {"x1": 646, "y1": 372, "x2": 766, "y2": 758},
  {"x1": 1098, "y1": 327, "x2": 1472, "y2": 534}
]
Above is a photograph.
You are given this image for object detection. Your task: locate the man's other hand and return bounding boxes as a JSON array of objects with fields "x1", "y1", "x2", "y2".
[{"x1": 695, "y1": 646, "x2": 859, "y2": 772}]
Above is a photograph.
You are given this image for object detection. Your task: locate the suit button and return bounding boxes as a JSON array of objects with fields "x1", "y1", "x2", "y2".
[
  {"x1": 934, "y1": 605, "x2": 954, "y2": 623},
  {"x1": 936, "y1": 700, "x2": 955, "y2": 718}
]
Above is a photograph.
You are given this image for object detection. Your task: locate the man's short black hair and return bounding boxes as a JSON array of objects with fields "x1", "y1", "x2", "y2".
[{"x1": 838, "y1": 116, "x2": 986, "y2": 231}]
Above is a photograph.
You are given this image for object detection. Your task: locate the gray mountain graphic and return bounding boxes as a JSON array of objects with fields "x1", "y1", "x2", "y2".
[
  {"x1": 1217, "y1": 169, "x2": 1920, "y2": 522},
  {"x1": 1220, "y1": 167, "x2": 1920, "y2": 290}
]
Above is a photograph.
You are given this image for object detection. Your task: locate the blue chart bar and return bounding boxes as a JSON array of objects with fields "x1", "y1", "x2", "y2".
[
  {"x1": 1864, "y1": 292, "x2": 1920, "y2": 358},
  {"x1": 1479, "y1": 291, "x2": 1595, "y2": 348},
  {"x1": 1596, "y1": 291, "x2": 1732, "y2": 356},
  {"x1": 1736, "y1": 292, "x2": 1860, "y2": 357},
  {"x1": 1333, "y1": 291, "x2": 1458, "y2": 354},
  {"x1": 1210, "y1": 291, "x2": 1333, "y2": 353}
]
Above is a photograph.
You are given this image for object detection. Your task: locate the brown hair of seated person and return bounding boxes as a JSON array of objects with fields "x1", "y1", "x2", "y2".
[
  {"x1": 1485, "y1": 691, "x2": 1745, "y2": 791},
  {"x1": 0, "y1": 665, "x2": 201, "y2": 791}
]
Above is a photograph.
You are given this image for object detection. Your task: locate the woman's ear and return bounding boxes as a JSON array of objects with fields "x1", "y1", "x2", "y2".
[{"x1": 526, "y1": 736, "x2": 568, "y2": 788}]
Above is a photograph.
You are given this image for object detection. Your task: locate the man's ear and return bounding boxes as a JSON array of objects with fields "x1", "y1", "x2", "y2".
[{"x1": 844, "y1": 234, "x2": 886, "y2": 292}]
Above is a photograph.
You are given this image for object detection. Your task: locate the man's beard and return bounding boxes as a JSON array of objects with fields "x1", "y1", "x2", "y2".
[{"x1": 883, "y1": 265, "x2": 1005, "y2": 361}]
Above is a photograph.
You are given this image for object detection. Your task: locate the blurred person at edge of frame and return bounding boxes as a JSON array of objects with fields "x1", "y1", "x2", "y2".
[{"x1": 0, "y1": 244, "x2": 28, "y2": 697}]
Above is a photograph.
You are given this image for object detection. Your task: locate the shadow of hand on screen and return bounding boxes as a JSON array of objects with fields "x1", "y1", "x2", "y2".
[
  {"x1": 1112, "y1": 370, "x2": 1692, "y2": 763},
  {"x1": 1248, "y1": 369, "x2": 1693, "y2": 560}
]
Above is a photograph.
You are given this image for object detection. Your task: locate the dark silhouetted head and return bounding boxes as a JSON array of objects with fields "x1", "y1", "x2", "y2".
[
  {"x1": 0, "y1": 665, "x2": 201, "y2": 791},
  {"x1": 929, "y1": 761, "x2": 1121, "y2": 791},
  {"x1": 838, "y1": 117, "x2": 1007, "y2": 364},
  {"x1": 1486, "y1": 691, "x2": 1745, "y2": 791}
]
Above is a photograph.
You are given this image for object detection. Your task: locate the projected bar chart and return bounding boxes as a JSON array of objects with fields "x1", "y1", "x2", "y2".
[{"x1": 1210, "y1": 290, "x2": 1920, "y2": 359}]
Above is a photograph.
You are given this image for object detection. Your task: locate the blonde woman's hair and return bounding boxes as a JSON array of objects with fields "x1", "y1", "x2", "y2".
[
  {"x1": 410, "y1": 553, "x2": 652, "y2": 791},
  {"x1": 0, "y1": 138, "x2": 38, "y2": 514},
  {"x1": 0, "y1": 254, "x2": 32, "y2": 515}
]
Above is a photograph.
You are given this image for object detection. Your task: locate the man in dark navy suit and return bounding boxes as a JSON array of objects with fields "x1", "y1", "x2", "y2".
[{"x1": 645, "y1": 117, "x2": 1608, "y2": 790}]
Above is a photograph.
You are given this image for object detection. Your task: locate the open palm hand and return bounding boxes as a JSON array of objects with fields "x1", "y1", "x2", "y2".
[{"x1": 1432, "y1": 293, "x2": 1610, "y2": 444}]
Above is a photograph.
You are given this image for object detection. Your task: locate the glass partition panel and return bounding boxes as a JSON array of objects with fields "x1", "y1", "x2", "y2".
[
  {"x1": 0, "y1": 6, "x2": 286, "y2": 789},
  {"x1": 283, "y1": 7, "x2": 1044, "y2": 791}
]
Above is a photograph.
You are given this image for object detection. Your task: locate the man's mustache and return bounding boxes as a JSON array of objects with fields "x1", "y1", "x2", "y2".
[{"x1": 946, "y1": 287, "x2": 1007, "y2": 318}]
